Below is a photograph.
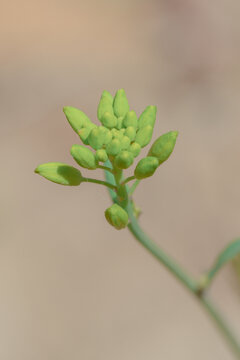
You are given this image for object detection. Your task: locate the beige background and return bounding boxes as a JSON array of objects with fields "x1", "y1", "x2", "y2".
[{"x1": 1, "y1": 0, "x2": 240, "y2": 359}]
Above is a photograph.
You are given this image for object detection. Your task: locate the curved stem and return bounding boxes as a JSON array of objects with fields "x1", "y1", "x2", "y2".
[
  {"x1": 83, "y1": 177, "x2": 117, "y2": 191},
  {"x1": 126, "y1": 200, "x2": 240, "y2": 359},
  {"x1": 128, "y1": 179, "x2": 140, "y2": 196},
  {"x1": 126, "y1": 202, "x2": 198, "y2": 293},
  {"x1": 126, "y1": 200, "x2": 198, "y2": 292},
  {"x1": 121, "y1": 175, "x2": 136, "y2": 186},
  {"x1": 104, "y1": 169, "x2": 240, "y2": 358},
  {"x1": 97, "y1": 165, "x2": 114, "y2": 174}
]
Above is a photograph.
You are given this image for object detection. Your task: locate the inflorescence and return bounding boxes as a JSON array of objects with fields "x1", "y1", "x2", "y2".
[{"x1": 35, "y1": 89, "x2": 178, "y2": 229}]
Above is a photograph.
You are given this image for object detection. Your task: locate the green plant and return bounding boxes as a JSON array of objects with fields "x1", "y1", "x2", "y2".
[{"x1": 35, "y1": 89, "x2": 240, "y2": 358}]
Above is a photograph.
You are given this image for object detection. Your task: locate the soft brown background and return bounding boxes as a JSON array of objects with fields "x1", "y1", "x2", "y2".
[{"x1": 1, "y1": 0, "x2": 240, "y2": 359}]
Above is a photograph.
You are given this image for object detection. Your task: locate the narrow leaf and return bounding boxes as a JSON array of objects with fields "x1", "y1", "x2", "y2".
[
  {"x1": 208, "y1": 238, "x2": 240, "y2": 281},
  {"x1": 232, "y1": 254, "x2": 240, "y2": 284},
  {"x1": 35, "y1": 162, "x2": 83, "y2": 186}
]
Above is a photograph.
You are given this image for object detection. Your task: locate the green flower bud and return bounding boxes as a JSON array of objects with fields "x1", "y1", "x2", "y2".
[
  {"x1": 123, "y1": 111, "x2": 138, "y2": 129},
  {"x1": 100, "y1": 111, "x2": 117, "y2": 129},
  {"x1": 104, "y1": 129, "x2": 113, "y2": 144},
  {"x1": 105, "y1": 203, "x2": 128, "y2": 230},
  {"x1": 63, "y1": 106, "x2": 95, "y2": 135},
  {"x1": 88, "y1": 128, "x2": 103, "y2": 150},
  {"x1": 96, "y1": 149, "x2": 108, "y2": 163},
  {"x1": 71, "y1": 144, "x2": 98, "y2": 170},
  {"x1": 138, "y1": 105, "x2": 157, "y2": 129},
  {"x1": 35, "y1": 162, "x2": 83, "y2": 186},
  {"x1": 114, "y1": 151, "x2": 134, "y2": 169},
  {"x1": 106, "y1": 138, "x2": 121, "y2": 156},
  {"x1": 78, "y1": 126, "x2": 94, "y2": 145},
  {"x1": 111, "y1": 128, "x2": 124, "y2": 140},
  {"x1": 120, "y1": 136, "x2": 131, "y2": 150},
  {"x1": 97, "y1": 90, "x2": 114, "y2": 120},
  {"x1": 116, "y1": 116, "x2": 123, "y2": 130},
  {"x1": 113, "y1": 89, "x2": 129, "y2": 117},
  {"x1": 124, "y1": 126, "x2": 136, "y2": 141},
  {"x1": 99, "y1": 126, "x2": 113, "y2": 145},
  {"x1": 129, "y1": 142, "x2": 141, "y2": 157},
  {"x1": 148, "y1": 131, "x2": 178, "y2": 165},
  {"x1": 111, "y1": 128, "x2": 118, "y2": 138},
  {"x1": 134, "y1": 156, "x2": 159, "y2": 179},
  {"x1": 88, "y1": 126, "x2": 110, "y2": 150},
  {"x1": 135, "y1": 125, "x2": 153, "y2": 148}
]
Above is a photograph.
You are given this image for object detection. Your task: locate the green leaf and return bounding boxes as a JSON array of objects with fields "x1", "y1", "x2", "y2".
[
  {"x1": 35, "y1": 162, "x2": 83, "y2": 186},
  {"x1": 232, "y1": 254, "x2": 240, "y2": 283},
  {"x1": 207, "y1": 238, "x2": 240, "y2": 281}
]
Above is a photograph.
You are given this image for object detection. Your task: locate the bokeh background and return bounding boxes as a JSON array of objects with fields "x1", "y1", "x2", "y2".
[{"x1": 1, "y1": 0, "x2": 240, "y2": 359}]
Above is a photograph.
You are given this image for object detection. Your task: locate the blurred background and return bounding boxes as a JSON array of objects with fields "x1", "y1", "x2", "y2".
[{"x1": 1, "y1": 0, "x2": 240, "y2": 359}]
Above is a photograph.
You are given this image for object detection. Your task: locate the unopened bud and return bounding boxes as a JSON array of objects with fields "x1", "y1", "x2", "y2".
[
  {"x1": 96, "y1": 149, "x2": 108, "y2": 163},
  {"x1": 135, "y1": 125, "x2": 153, "y2": 148},
  {"x1": 120, "y1": 136, "x2": 131, "y2": 150},
  {"x1": 97, "y1": 91, "x2": 114, "y2": 120},
  {"x1": 104, "y1": 129, "x2": 112, "y2": 145},
  {"x1": 113, "y1": 89, "x2": 129, "y2": 117},
  {"x1": 123, "y1": 111, "x2": 138, "y2": 129},
  {"x1": 148, "y1": 131, "x2": 178, "y2": 165},
  {"x1": 138, "y1": 106, "x2": 157, "y2": 129},
  {"x1": 134, "y1": 156, "x2": 159, "y2": 179},
  {"x1": 114, "y1": 151, "x2": 134, "y2": 169},
  {"x1": 88, "y1": 127, "x2": 104, "y2": 150},
  {"x1": 106, "y1": 138, "x2": 121, "y2": 156},
  {"x1": 124, "y1": 126, "x2": 136, "y2": 141},
  {"x1": 71, "y1": 144, "x2": 98, "y2": 170},
  {"x1": 129, "y1": 142, "x2": 141, "y2": 157},
  {"x1": 105, "y1": 204, "x2": 128, "y2": 230},
  {"x1": 116, "y1": 117, "x2": 123, "y2": 130},
  {"x1": 35, "y1": 162, "x2": 83, "y2": 186},
  {"x1": 101, "y1": 112, "x2": 117, "y2": 129},
  {"x1": 63, "y1": 106, "x2": 95, "y2": 134},
  {"x1": 78, "y1": 126, "x2": 94, "y2": 145}
]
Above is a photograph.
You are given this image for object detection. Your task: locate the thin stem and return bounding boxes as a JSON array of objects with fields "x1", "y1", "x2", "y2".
[
  {"x1": 201, "y1": 297, "x2": 240, "y2": 359},
  {"x1": 97, "y1": 165, "x2": 114, "y2": 174},
  {"x1": 128, "y1": 179, "x2": 140, "y2": 196},
  {"x1": 121, "y1": 175, "x2": 136, "y2": 186},
  {"x1": 82, "y1": 177, "x2": 117, "y2": 191},
  {"x1": 126, "y1": 200, "x2": 240, "y2": 359},
  {"x1": 104, "y1": 169, "x2": 240, "y2": 359},
  {"x1": 126, "y1": 200, "x2": 198, "y2": 293}
]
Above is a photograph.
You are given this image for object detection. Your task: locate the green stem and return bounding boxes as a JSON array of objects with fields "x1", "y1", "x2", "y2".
[
  {"x1": 126, "y1": 200, "x2": 240, "y2": 359},
  {"x1": 121, "y1": 175, "x2": 136, "y2": 186},
  {"x1": 126, "y1": 200, "x2": 198, "y2": 293},
  {"x1": 129, "y1": 179, "x2": 140, "y2": 196},
  {"x1": 201, "y1": 297, "x2": 240, "y2": 358},
  {"x1": 104, "y1": 169, "x2": 240, "y2": 359},
  {"x1": 97, "y1": 165, "x2": 114, "y2": 174},
  {"x1": 83, "y1": 177, "x2": 117, "y2": 191}
]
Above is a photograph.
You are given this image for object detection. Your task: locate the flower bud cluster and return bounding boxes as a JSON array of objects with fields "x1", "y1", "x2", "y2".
[
  {"x1": 64, "y1": 89, "x2": 157, "y2": 170},
  {"x1": 35, "y1": 89, "x2": 178, "y2": 231}
]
